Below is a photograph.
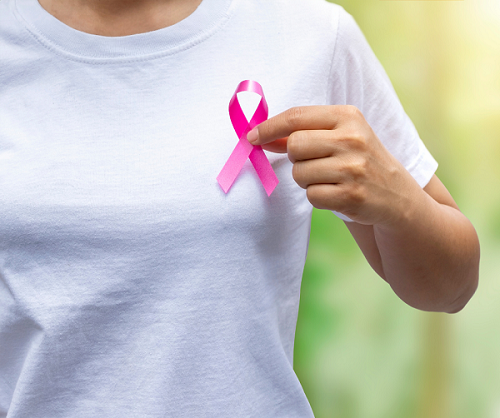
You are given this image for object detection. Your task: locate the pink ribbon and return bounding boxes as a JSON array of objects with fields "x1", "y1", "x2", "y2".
[{"x1": 217, "y1": 80, "x2": 279, "y2": 196}]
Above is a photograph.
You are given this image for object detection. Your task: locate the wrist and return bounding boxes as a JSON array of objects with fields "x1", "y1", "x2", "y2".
[{"x1": 375, "y1": 172, "x2": 435, "y2": 234}]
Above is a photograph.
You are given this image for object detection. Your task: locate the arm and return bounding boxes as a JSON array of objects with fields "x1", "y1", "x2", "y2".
[
  {"x1": 247, "y1": 105, "x2": 480, "y2": 313},
  {"x1": 345, "y1": 174, "x2": 479, "y2": 313}
]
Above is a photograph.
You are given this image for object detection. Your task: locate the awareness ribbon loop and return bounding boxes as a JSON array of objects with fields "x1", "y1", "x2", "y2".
[{"x1": 217, "y1": 80, "x2": 279, "y2": 196}]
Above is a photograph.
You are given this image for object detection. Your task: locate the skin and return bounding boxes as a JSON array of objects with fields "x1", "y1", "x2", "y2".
[
  {"x1": 38, "y1": 0, "x2": 203, "y2": 36},
  {"x1": 248, "y1": 106, "x2": 480, "y2": 313},
  {"x1": 40, "y1": 0, "x2": 480, "y2": 313}
]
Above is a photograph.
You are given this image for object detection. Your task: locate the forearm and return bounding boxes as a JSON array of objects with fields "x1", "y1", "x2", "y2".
[
  {"x1": 247, "y1": 105, "x2": 480, "y2": 312},
  {"x1": 350, "y1": 186, "x2": 479, "y2": 313}
]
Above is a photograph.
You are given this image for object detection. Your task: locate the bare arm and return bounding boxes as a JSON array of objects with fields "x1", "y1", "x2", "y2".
[
  {"x1": 345, "y1": 174, "x2": 479, "y2": 313},
  {"x1": 247, "y1": 105, "x2": 480, "y2": 313}
]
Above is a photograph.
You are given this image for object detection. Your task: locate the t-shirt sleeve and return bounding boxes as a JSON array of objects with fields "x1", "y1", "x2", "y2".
[{"x1": 327, "y1": 6, "x2": 438, "y2": 222}]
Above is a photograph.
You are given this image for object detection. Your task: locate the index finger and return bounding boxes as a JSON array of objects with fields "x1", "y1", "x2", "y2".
[{"x1": 247, "y1": 105, "x2": 348, "y2": 146}]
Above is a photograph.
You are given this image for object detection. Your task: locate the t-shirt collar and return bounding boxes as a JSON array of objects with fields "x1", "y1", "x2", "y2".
[{"x1": 14, "y1": 0, "x2": 233, "y2": 60}]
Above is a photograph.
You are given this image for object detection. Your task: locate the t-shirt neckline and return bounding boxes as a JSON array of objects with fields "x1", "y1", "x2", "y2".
[{"x1": 13, "y1": 0, "x2": 233, "y2": 61}]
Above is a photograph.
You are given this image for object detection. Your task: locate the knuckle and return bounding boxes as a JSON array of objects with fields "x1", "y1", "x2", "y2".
[
  {"x1": 329, "y1": 185, "x2": 365, "y2": 216},
  {"x1": 346, "y1": 184, "x2": 366, "y2": 206},
  {"x1": 285, "y1": 107, "x2": 304, "y2": 130},
  {"x1": 286, "y1": 132, "x2": 300, "y2": 156},
  {"x1": 347, "y1": 132, "x2": 367, "y2": 149},
  {"x1": 306, "y1": 186, "x2": 330, "y2": 210},
  {"x1": 345, "y1": 105, "x2": 362, "y2": 119},
  {"x1": 291, "y1": 163, "x2": 306, "y2": 188},
  {"x1": 287, "y1": 131, "x2": 305, "y2": 157},
  {"x1": 306, "y1": 186, "x2": 322, "y2": 208},
  {"x1": 348, "y1": 157, "x2": 368, "y2": 180}
]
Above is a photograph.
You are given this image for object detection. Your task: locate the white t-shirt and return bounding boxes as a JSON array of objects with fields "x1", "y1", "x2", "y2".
[{"x1": 0, "y1": 0, "x2": 437, "y2": 416}]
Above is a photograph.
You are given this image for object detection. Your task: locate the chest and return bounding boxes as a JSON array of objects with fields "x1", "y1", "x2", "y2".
[{"x1": 0, "y1": 67, "x2": 310, "y2": 248}]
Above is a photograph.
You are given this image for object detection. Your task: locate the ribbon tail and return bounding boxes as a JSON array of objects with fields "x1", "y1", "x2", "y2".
[
  {"x1": 217, "y1": 140, "x2": 253, "y2": 193},
  {"x1": 249, "y1": 147, "x2": 279, "y2": 196}
]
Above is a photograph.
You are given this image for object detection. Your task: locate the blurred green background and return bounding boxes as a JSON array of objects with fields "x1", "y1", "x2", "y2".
[{"x1": 293, "y1": 0, "x2": 500, "y2": 417}]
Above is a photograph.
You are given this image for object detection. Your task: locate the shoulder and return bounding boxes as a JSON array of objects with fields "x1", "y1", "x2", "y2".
[{"x1": 241, "y1": 0, "x2": 351, "y2": 59}]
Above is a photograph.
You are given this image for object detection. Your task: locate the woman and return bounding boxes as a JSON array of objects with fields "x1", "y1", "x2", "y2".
[{"x1": 0, "y1": 0, "x2": 479, "y2": 416}]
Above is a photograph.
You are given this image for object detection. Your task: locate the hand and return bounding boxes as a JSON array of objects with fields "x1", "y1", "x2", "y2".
[
  {"x1": 247, "y1": 105, "x2": 423, "y2": 226},
  {"x1": 248, "y1": 105, "x2": 480, "y2": 313}
]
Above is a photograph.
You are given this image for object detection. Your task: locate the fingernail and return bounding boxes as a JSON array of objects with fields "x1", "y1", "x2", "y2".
[{"x1": 247, "y1": 128, "x2": 259, "y2": 144}]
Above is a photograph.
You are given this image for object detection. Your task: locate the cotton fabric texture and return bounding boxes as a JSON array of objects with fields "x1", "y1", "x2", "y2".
[{"x1": 0, "y1": 0, "x2": 438, "y2": 416}]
